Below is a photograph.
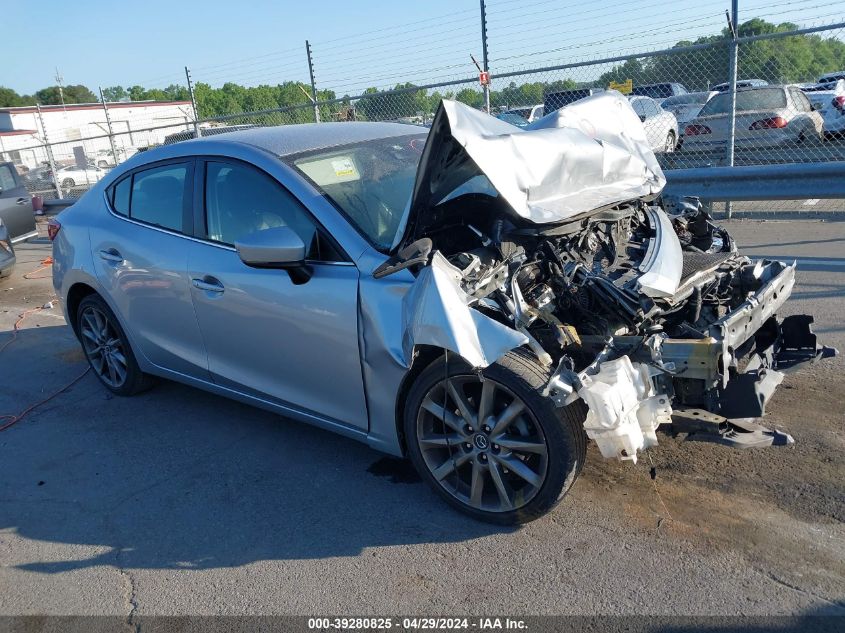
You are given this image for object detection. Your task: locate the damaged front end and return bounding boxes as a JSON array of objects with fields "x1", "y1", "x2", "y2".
[{"x1": 388, "y1": 93, "x2": 836, "y2": 463}]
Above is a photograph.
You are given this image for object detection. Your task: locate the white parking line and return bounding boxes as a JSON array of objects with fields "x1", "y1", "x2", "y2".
[{"x1": 803, "y1": 199, "x2": 821, "y2": 206}]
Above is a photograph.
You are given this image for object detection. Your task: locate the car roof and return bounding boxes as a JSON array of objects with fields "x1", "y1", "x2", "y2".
[{"x1": 179, "y1": 121, "x2": 424, "y2": 157}]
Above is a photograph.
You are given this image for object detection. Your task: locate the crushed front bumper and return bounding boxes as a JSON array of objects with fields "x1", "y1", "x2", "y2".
[{"x1": 579, "y1": 259, "x2": 837, "y2": 426}]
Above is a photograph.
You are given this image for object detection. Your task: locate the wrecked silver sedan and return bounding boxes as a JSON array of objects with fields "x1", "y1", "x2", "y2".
[{"x1": 53, "y1": 93, "x2": 835, "y2": 524}]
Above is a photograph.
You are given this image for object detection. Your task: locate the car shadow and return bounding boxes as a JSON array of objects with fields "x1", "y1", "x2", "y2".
[{"x1": 0, "y1": 323, "x2": 508, "y2": 574}]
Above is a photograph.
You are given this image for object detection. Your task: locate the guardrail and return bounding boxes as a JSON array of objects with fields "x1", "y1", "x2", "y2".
[{"x1": 663, "y1": 162, "x2": 845, "y2": 206}]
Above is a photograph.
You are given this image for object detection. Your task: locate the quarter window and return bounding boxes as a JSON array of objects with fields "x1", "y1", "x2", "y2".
[
  {"x1": 111, "y1": 176, "x2": 131, "y2": 215},
  {"x1": 203, "y1": 161, "x2": 342, "y2": 261}
]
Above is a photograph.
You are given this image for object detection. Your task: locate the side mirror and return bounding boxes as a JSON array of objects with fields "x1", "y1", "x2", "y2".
[
  {"x1": 639, "y1": 115, "x2": 647, "y2": 122},
  {"x1": 235, "y1": 226, "x2": 311, "y2": 283}
]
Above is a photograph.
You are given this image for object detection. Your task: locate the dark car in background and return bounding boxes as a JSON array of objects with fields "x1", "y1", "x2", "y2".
[
  {"x1": 631, "y1": 83, "x2": 688, "y2": 99},
  {"x1": 544, "y1": 88, "x2": 603, "y2": 111},
  {"x1": 0, "y1": 161, "x2": 37, "y2": 277}
]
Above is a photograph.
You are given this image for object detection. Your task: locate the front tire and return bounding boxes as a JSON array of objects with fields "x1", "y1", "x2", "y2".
[
  {"x1": 76, "y1": 294, "x2": 154, "y2": 396},
  {"x1": 664, "y1": 131, "x2": 677, "y2": 153},
  {"x1": 62, "y1": 178, "x2": 75, "y2": 188},
  {"x1": 404, "y1": 349, "x2": 587, "y2": 525}
]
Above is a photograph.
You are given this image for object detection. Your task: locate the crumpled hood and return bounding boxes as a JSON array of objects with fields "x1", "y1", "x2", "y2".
[{"x1": 403, "y1": 91, "x2": 666, "y2": 243}]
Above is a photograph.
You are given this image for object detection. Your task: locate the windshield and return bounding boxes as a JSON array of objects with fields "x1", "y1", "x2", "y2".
[
  {"x1": 290, "y1": 133, "x2": 426, "y2": 251},
  {"x1": 699, "y1": 88, "x2": 786, "y2": 115}
]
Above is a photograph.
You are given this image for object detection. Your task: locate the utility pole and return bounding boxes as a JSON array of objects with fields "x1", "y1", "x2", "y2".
[
  {"x1": 725, "y1": 1, "x2": 739, "y2": 219},
  {"x1": 185, "y1": 66, "x2": 202, "y2": 138},
  {"x1": 36, "y1": 103, "x2": 62, "y2": 199},
  {"x1": 306, "y1": 40, "x2": 320, "y2": 123},
  {"x1": 480, "y1": 0, "x2": 491, "y2": 113},
  {"x1": 55, "y1": 67, "x2": 67, "y2": 112},
  {"x1": 99, "y1": 86, "x2": 120, "y2": 166}
]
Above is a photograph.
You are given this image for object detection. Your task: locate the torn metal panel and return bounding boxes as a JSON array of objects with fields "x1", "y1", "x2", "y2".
[
  {"x1": 403, "y1": 93, "x2": 666, "y2": 241},
  {"x1": 401, "y1": 252, "x2": 528, "y2": 368}
]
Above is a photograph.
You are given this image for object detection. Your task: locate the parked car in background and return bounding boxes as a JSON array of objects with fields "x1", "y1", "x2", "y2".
[
  {"x1": 662, "y1": 91, "x2": 718, "y2": 132},
  {"x1": 544, "y1": 88, "x2": 603, "y2": 111},
  {"x1": 94, "y1": 147, "x2": 139, "y2": 168},
  {"x1": 496, "y1": 112, "x2": 530, "y2": 127},
  {"x1": 503, "y1": 104, "x2": 544, "y2": 123},
  {"x1": 801, "y1": 79, "x2": 845, "y2": 138},
  {"x1": 630, "y1": 83, "x2": 688, "y2": 99},
  {"x1": 628, "y1": 96, "x2": 679, "y2": 152},
  {"x1": 818, "y1": 71, "x2": 845, "y2": 86},
  {"x1": 0, "y1": 162, "x2": 37, "y2": 276},
  {"x1": 711, "y1": 79, "x2": 769, "y2": 92},
  {"x1": 681, "y1": 85, "x2": 824, "y2": 151},
  {"x1": 55, "y1": 164, "x2": 107, "y2": 189}
]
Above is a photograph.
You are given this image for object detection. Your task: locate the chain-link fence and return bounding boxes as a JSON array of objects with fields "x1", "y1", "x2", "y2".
[{"x1": 2, "y1": 2, "x2": 844, "y2": 205}]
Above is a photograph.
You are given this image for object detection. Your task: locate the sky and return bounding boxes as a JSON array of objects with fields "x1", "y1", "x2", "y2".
[{"x1": 4, "y1": 0, "x2": 844, "y2": 97}]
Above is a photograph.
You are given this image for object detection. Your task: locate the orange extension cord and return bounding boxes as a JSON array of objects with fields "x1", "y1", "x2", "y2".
[{"x1": 0, "y1": 257, "x2": 91, "y2": 432}]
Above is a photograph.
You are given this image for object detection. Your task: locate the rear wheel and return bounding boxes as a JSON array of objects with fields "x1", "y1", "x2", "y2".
[
  {"x1": 404, "y1": 350, "x2": 587, "y2": 525},
  {"x1": 62, "y1": 178, "x2": 75, "y2": 188},
  {"x1": 77, "y1": 294, "x2": 154, "y2": 396}
]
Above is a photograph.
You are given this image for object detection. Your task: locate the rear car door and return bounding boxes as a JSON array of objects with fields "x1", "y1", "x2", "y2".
[
  {"x1": 89, "y1": 160, "x2": 209, "y2": 378},
  {"x1": 186, "y1": 158, "x2": 369, "y2": 430},
  {"x1": 0, "y1": 163, "x2": 36, "y2": 242}
]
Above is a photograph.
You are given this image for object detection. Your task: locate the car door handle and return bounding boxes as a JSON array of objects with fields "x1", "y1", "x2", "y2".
[
  {"x1": 16, "y1": 197, "x2": 28, "y2": 205},
  {"x1": 98, "y1": 249, "x2": 124, "y2": 263},
  {"x1": 192, "y1": 277, "x2": 225, "y2": 293}
]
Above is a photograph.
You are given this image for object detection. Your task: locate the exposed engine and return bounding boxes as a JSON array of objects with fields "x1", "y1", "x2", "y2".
[{"x1": 423, "y1": 195, "x2": 754, "y2": 376}]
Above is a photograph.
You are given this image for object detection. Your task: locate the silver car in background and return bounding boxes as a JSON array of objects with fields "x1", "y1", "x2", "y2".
[
  {"x1": 628, "y1": 96, "x2": 679, "y2": 152},
  {"x1": 681, "y1": 85, "x2": 824, "y2": 151},
  {"x1": 661, "y1": 91, "x2": 717, "y2": 134},
  {"x1": 801, "y1": 79, "x2": 845, "y2": 138}
]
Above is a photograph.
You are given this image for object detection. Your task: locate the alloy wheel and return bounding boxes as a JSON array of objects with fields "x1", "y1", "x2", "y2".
[
  {"x1": 415, "y1": 375, "x2": 549, "y2": 513},
  {"x1": 79, "y1": 305, "x2": 128, "y2": 388}
]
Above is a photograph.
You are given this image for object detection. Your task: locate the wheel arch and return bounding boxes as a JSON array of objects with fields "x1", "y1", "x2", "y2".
[
  {"x1": 393, "y1": 344, "x2": 449, "y2": 456},
  {"x1": 65, "y1": 282, "x2": 99, "y2": 336}
]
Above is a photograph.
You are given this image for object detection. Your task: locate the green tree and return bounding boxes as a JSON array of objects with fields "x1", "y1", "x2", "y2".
[
  {"x1": 102, "y1": 86, "x2": 128, "y2": 102},
  {"x1": 35, "y1": 84, "x2": 98, "y2": 105},
  {"x1": 0, "y1": 86, "x2": 33, "y2": 107}
]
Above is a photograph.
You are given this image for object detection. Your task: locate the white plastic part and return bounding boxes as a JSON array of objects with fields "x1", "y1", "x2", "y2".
[{"x1": 578, "y1": 356, "x2": 672, "y2": 463}]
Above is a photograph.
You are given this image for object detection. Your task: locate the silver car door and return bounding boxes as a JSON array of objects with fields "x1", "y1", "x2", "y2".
[
  {"x1": 0, "y1": 163, "x2": 36, "y2": 242},
  {"x1": 89, "y1": 160, "x2": 210, "y2": 379},
  {"x1": 187, "y1": 159, "x2": 368, "y2": 430}
]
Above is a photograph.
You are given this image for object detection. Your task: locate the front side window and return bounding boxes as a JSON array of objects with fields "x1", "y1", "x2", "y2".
[
  {"x1": 204, "y1": 161, "x2": 342, "y2": 261},
  {"x1": 129, "y1": 164, "x2": 188, "y2": 232}
]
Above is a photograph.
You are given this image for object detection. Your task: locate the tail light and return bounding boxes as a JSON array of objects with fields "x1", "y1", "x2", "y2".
[
  {"x1": 833, "y1": 95, "x2": 845, "y2": 111},
  {"x1": 684, "y1": 124, "x2": 711, "y2": 135},
  {"x1": 749, "y1": 116, "x2": 788, "y2": 130},
  {"x1": 47, "y1": 218, "x2": 61, "y2": 241}
]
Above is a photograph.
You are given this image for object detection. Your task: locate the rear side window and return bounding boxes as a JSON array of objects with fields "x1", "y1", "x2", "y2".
[
  {"x1": 108, "y1": 164, "x2": 189, "y2": 233},
  {"x1": 130, "y1": 165, "x2": 188, "y2": 231}
]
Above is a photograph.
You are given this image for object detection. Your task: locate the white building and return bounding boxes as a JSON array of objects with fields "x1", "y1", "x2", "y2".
[{"x1": 0, "y1": 100, "x2": 195, "y2": 169}]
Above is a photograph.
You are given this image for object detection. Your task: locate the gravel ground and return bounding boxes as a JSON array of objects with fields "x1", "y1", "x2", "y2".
[{"x1": 0, "y1": 220, "x2": 842, "y2": 619}]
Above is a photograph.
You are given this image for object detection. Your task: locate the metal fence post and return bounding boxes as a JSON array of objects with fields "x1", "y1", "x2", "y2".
[
  {"x1": 725, "y1": 0, "x2": 739, "y2": 219},
  {"x1": 306, "y1": 40, "x2": 320, "y2": 123},
  {"x1": 480, "y1": 0, "x2": 491, "y2": 113},
  {"x1": 185, "y1": 66, "x2": 202, "y2": 138},
  {"x1": 35, "y1": 103, "x2": 62, "y2": 200},
  {"x1": 99, "y1": 86, "x2": 120, "y2": 167}
]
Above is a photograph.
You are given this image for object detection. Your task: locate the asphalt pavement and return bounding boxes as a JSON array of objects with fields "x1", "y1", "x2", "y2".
[{"x1": 0, "y1": 221, "x2": 842, "y2": 618}]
